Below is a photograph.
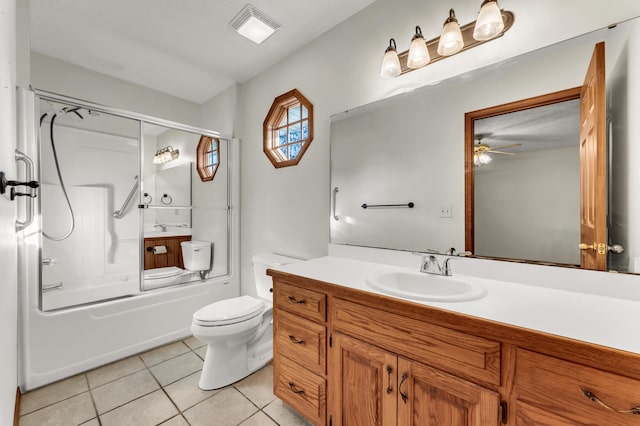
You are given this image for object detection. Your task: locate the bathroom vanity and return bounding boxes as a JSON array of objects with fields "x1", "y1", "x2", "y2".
[{"x1": 269, "y1": 256, "x2": 640, "y2": 426}]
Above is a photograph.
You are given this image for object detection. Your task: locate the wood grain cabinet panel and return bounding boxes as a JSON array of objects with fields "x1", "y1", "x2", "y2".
[
  {"x1": 331, "y1": 298, "x2": 500, "y2": 387},
  {"x1": 515, "y1": 349, "x2": 640, "y2": 425},
  {"x1": 274, "y1": 281, "x2": 326, "y2": 323},
  {"x1": 274, "y1": 309, "x2": 326, "y2": 376},
  {"x1": 397, "y1": 357, "x2": 499, "y2": 426},
  {"x1": 143, "y1": 236, "x2": 191, "y2": 270},
  {"x1": 274, "y1": 351, "x2": 326, "y2": 425}
]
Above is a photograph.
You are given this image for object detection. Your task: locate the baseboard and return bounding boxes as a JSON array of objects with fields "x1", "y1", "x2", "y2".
[{"x1": 14, "y1": 387, "x2": 21, "y2": 426}]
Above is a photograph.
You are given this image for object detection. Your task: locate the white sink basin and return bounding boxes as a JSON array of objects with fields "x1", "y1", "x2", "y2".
[{"x1": 365, "y1": 271, "x2": 486, "y2": 302}]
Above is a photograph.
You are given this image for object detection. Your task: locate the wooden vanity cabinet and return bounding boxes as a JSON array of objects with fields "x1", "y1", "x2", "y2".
[
  {"x1": 143, "y1": 235, "x2": 191, "y2": 270},
  {"x1": 269, "y1": 270, "x2": 640, "y2": 426}
]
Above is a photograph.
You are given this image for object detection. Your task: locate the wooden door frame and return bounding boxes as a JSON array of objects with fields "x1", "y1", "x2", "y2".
[{"x1": 464, "y1": 87, "x2": 583, "y2": 254}]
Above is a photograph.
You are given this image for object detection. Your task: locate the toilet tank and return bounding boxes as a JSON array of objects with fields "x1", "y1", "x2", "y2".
[
  {"x1": 252, "y1": 253, "x2": 302, "y2": 300},
  {"x1": 181, "y1": 241, "x2": 211, "y2": 271}
]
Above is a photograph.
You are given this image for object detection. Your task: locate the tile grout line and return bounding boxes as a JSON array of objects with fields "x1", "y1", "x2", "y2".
[{"x1": 86, "y1": 373, "x2": 104, "y2": 426}]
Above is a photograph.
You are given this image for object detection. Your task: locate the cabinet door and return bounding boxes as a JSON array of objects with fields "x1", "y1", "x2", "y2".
[
  {"x1": 397, "y1": 357, "x2": 499, "y2": 426},
  {"x1": 329, "y1": 333, "x2": 397, "y2": 426}
]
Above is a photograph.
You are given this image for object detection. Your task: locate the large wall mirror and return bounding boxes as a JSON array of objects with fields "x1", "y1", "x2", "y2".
[{"x1": 330, "y1": 16, "x2": 640, "y2": 274}]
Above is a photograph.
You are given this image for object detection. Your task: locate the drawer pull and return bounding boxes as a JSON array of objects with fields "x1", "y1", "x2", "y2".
[
  {"x1": 288, "y1": 335, "x2": 305, "y2": 345},
  {"x1": 288, "y1": 382, "x2": 305, "y2": 395},
  {"x1": 386, "y1": 366, "x2": 393, "y2": 394},
  {"x1": 287, "y1": 296, "x2": 306, "y2": 304},
  {"x1": 580, "y1": 388, "x2": 640, "y2": 415},
  {"x1": 399, "y1": 373, "x2": 408, "y2": 403}
]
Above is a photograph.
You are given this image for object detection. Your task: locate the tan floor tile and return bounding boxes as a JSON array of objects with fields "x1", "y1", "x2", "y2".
[
  {"x1": 150, "y1": 351, "x2": 203, "y2": 386},
  {"x1": 80, "y1": 419, "x2": 100, "y2": 426},
  {"x1": 183, "y1": 335, "x2": 206, "y2": 350},
  {"x1": 19, "y1": 392, "x2": 95, "y2": 426},
  {"x1": 159, "y1": 414, "x2": 190, "y2": 426},
  {"x1": 164, "y1": 371, "x2": 219, "y2": 411},
  {"x1": 99, "y1": 389, "x2": 178, "y2": 426},
  {"x1": 92, "y1": 369, "x2": 159, "y2": 414},
  {"x1": 183, "y1": 387, "x2": 258, "y2": 426},
  {"x1": 86, "y1": 355, "x2": 146, "y2": 388},
  {"x1": 240, "y1": 411, "x2": 279, "y2": 426},
  {"x1": 20, "y1": 374, "x2": 89, "y2": 415},
  {"x1": 234, "y1": 364, "x2": 276, "y2": 408},
  {"x1": 140, "y1": 341, "x2": 190, "y2": 366},
  {"x1": 263, "y1": 399, "x2": 313, "y2": 426},
  {"x1": 194, "y1": 345, "x2": 207, "y2": 360}
]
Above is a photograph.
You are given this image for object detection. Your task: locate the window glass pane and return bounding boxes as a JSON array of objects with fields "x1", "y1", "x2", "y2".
[
  {"x1": 302, "y1": 120, "x2": 309, "y2": 140},
  {"x1": 289, "y1": 143, "x2": 302, "y2": 160},
  {"x1": 302, "y1": 105, "x2": 308, "y2": 119},
  {"x1": 278, "y1": 128, "x2": 287, "y2": 145},
  {"x1": 207, "y1": 152, "x2": 213, "y2": 167},
  {"x1": 289, "y1": 122, "x2": 301, "y2": 143},
  {"x1": 212, "y1": 152, "x2": 218, "y2": 165},
  {"x1": 279, "y1": 146, "x2": 288, "y2": 159},
  {"x1": 279, "y1": 115, "x2": 287, "y2": 127},
  {"x1": 288, "y1": 104, "x2": 301, "y2": 122},
  {"x1": 211, "y1": 139, "x2": 217, "y2": 151}
]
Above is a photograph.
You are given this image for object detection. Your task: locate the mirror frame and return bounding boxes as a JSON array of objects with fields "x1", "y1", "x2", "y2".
[{"x1": 464, "y1": 86, "x2": 582, "y2": 264}]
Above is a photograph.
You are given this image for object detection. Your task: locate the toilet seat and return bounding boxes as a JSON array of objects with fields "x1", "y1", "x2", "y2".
[
  {"x1": 193, "y1": 295, "x2": 265, "y2": 327},
  {"x1": 143, "y1": 266, "x2": 183, "y2": 279}
]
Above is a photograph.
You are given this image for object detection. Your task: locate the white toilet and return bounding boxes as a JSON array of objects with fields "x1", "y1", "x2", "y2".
[
  {"x1": 191, "y1": 252, "x2": 301, "y2": 390},
  {"x1": 142, "y1": 240, "x2": 211, "y2": 290}
]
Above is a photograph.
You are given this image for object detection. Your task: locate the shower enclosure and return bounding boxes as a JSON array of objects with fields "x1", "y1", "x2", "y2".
[{"x1": 17, "y1": 88, "x2": 239, "y2": 390}]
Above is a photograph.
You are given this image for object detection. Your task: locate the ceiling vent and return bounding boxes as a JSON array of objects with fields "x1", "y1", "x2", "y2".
[{"x1": 230, "y1": 4, "x2": 281, "y2": 44}]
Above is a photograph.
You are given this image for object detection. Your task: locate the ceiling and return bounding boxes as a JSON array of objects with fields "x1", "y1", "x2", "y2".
[
  {"x1": 474, "y1": 99, "x2": 580, "y2": 154},
  {"x1": 29, "y1": 0, "x2": 376, "y2": 104}
]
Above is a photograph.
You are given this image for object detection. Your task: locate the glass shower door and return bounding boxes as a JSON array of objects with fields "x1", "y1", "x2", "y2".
[{"x1": 38, "y1": 97, "x2": 141, "y2": 311}]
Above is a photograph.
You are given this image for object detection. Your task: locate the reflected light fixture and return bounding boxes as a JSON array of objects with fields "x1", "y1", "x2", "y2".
[
  {"x1": 437, "y1": 9, "x2": 464, "y2": 56},
  {"x1": 380, "y1": 1, "x2": 512, "y2": 78},
  {"x1": 474, "y1": 152, "x2": 492, "y2": 166},
  {"x1": 153, "y1": 146, "x2": 180, "y2": 164},
  {"x1": 407, "y1": 26, "x2": 430, "y2": 69},
  {"x1": 380, "y1": 38, "x2": 402, "y2": 78},
  {"x1": 473, "y1": 0, "x2": 505, "y2": 41},
  {"x1": 230, "y1": 4, "x2": 281, "y2": 44}
]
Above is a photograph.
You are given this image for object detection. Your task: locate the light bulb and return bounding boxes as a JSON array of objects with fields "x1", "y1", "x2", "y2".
[
  {"x1": 479, "y1": 153, "x2": 492, "y2": 164},
  {"x1": 438, "y1": 9, "x2": 464, "y2": 56},
  {"x1": 380, "y1": 38, "x2": 401, "y2": 78},
  {"x1": 407, "y1": 26, "x2": 430, "y2": 69},
  {"x1": 473, "y1": 0, "x2": 505, "y2": 41}
]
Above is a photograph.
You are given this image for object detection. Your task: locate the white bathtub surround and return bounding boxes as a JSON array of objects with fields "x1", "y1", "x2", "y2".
[{"x1": 266, "y1": 244, "x2": 640, "y2": 355}]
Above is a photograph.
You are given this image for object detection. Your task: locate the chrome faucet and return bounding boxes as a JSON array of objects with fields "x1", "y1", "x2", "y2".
[
  {"x1": 420, "y1": 255, "x2": 454, "y2": 276},
  {"x1": 154, "y1": 224, "x2": 167, "y2": 232}
]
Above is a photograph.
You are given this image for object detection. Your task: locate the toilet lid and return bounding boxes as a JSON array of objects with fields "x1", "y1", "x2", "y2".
[
  {"x1": 144, "y1": 266, "x2": 183, "y2": 279},
  {"x1": 193, "y1": 295, "x2": 265, "y2": 326}
]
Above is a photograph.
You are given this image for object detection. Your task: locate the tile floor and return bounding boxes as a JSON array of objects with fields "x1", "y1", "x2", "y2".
[{"x1": 19, "y1": 337, "x2": 312, "y2": 426}]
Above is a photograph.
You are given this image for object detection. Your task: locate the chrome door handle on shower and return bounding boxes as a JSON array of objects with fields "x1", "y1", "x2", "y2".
[
  {"x1": 332, "y1": 186, "x2": 339, "y2": 221},
  {"x1": 15, "y1": 149, "x2": 37, "y2": 231}
]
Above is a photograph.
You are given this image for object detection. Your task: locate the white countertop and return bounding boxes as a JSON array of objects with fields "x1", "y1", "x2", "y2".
[{"x1": 272, "y1": 256, "x2": 640, "y2": 355}]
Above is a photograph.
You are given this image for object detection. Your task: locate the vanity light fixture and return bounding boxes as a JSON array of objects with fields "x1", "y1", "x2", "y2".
[
  {"x1": 437, "y1": 9, "x2": 464, "y2": 56},
  {"x1": 473, "y1": 0, "x2": 505, "y2": 41},
  {"x1": 380, "y1": 1, "x2": 514, "y2": 78},
  {"x1": 380, "y1": 38, "x2": 402, "y2": 78},
  {"x1": 230, "y1": 4, "x2": 281, "y2": 44},
  {"x1": 152, "y1": 146, "x2": 179, "y2": 164},
  {"x1": 407, "y1": 26, "x2": 431, "y2": 69}
]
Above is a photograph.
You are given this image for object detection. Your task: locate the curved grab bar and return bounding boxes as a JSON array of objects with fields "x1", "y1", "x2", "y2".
[
  {"x1": 15, "y1": 149, "x2": 35, "y2": 230},
  {"x1": 332, "y1": 187, "x2": 339, "y2": 221},
  {"x1": 113, "y1": 175, "x2": 139, "y2": 219}
]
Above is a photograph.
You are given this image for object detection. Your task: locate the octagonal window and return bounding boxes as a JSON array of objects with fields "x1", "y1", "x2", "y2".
[
  {"x1": 263, "y1": 89, "x2": 314, "y2": 168},
  {"x1": 196, "y1": 135, "x2": 220, "y2": 182}
]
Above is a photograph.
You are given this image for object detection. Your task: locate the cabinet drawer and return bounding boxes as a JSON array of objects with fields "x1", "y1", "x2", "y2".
[
  {"x1": 274, "y1": 281, "x2": 326, "y2": 323},
  {"x1": 516, "y1": 349, "x2": 640, "y2": 425},
  {"x1": 275, "y1": 309, "x2": 326, "y2": 376},
  {"x1": 331, "y1": 298, "x2": 500, "y2": 386},
  {"x1": 274, "y1": 355, "x2": 326, "y2": 426}
]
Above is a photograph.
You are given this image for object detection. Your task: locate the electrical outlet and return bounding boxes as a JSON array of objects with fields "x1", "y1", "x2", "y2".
[{"x1": 439, "y1": 206, "x2": 452, "y2": 218}]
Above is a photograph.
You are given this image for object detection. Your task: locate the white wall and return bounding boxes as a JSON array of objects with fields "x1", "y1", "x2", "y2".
[
  {"x1": 31, "y1": 52, "x2": 201, "y2": 127},
  {"x1": 1, "y1": 0, "x2": 18, "y2": 422},
  {"x1": 475, "y1": 146, "x2": 580, "y2": 264},
  {"x1": 235, "y1": 0, "x2": 640, "y2": 296}
]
